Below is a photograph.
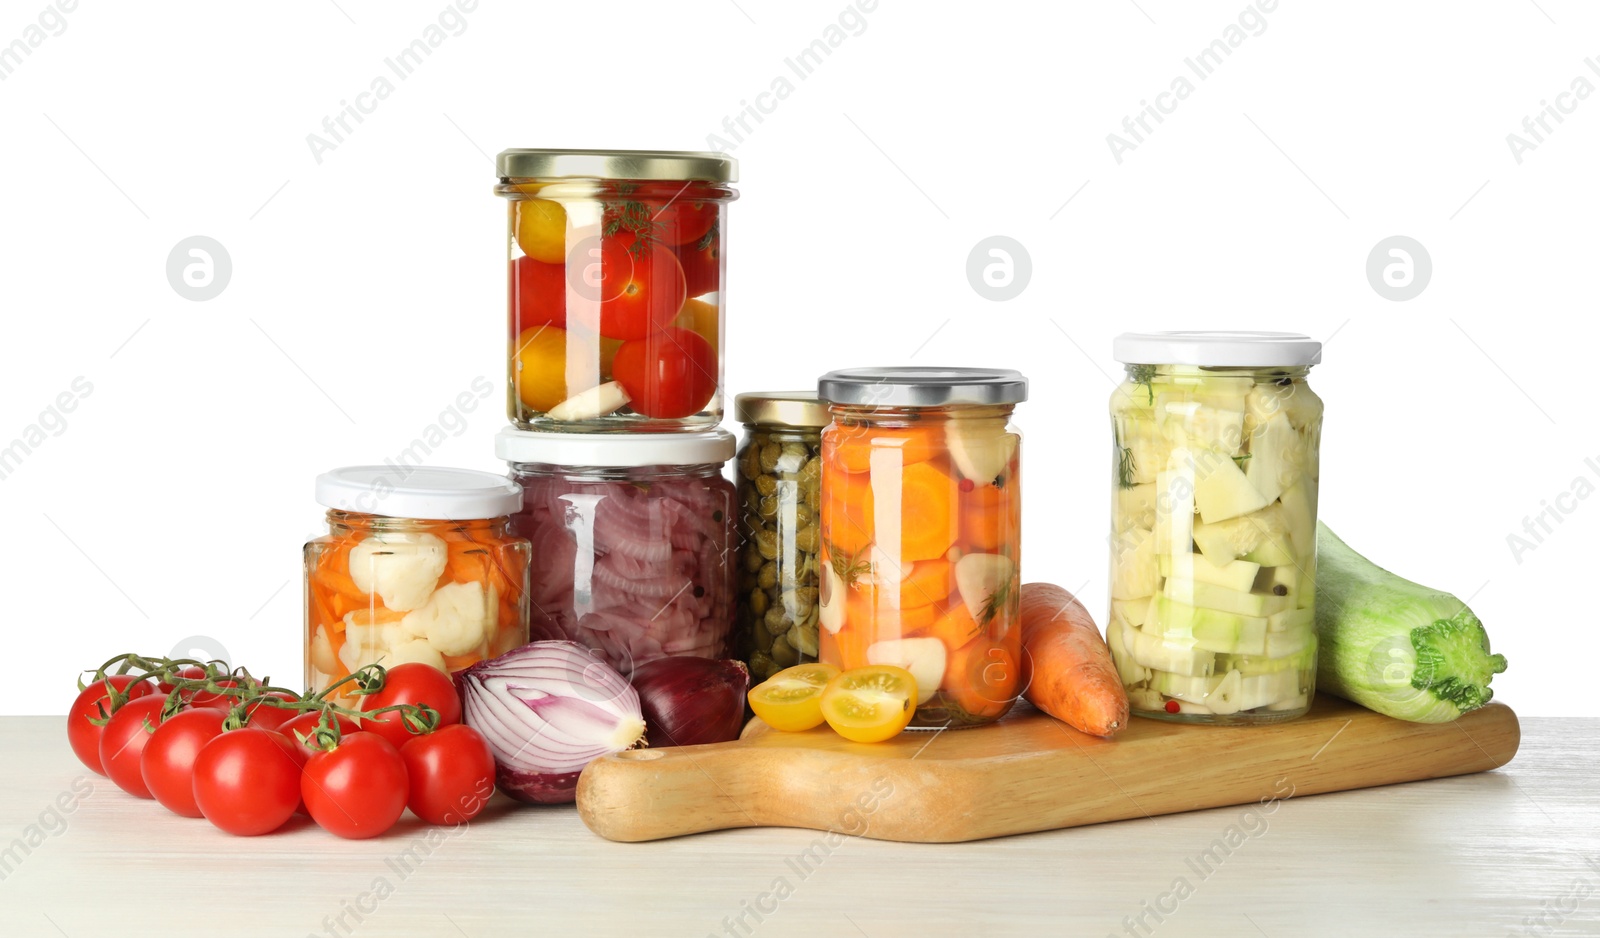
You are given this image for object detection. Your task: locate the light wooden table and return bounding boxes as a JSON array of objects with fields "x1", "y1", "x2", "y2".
[{"x1": 0, "y1": 715, "x2": 1592, "y2": 938}]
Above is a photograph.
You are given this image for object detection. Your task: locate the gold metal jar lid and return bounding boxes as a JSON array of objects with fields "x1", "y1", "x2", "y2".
[
  {"x1": 734, "y1": 392, "x2": 830, "y2": 429},
  {"x1": 496, "y1": 148, "x2": 737, "y2": 183}
]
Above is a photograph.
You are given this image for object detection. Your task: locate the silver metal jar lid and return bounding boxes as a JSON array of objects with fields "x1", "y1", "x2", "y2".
[
  {"x1": 495, "y1": 148, "x2": 737, "y2": 183},
  {"x1": 817, "y1": 367, "x2": 1029, "y2": 408}
]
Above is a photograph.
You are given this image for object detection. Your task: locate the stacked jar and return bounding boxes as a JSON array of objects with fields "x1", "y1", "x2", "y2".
[{"x1": 494, "y1": 149, "x2": 741, "y2": 677}]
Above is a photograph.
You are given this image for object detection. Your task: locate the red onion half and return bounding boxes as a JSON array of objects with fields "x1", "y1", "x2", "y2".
[
  {"x1": 460, "y1": 641, "x2": 645, "y2": 804},
  {"x1": 631, "y1": 656, "x2": 750, "y2": 748}
]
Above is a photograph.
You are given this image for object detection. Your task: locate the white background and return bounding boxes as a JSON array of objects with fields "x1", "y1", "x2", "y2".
[{"x1": 0, "y1": 0, "x2": 1592, "y2": 717}]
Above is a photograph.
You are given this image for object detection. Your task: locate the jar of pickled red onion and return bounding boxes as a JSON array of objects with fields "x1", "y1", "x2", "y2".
[
  {"x1": 304, "y1": 467, "x2": 532, "y2": 704},
  {"x1": 496, "y1": 428, "x2": 738, "y2": 678}
]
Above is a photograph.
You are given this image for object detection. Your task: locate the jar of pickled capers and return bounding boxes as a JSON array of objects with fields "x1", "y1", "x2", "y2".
[{"x1": 734, "y1": 392, "x2": 828, "y2": 682}]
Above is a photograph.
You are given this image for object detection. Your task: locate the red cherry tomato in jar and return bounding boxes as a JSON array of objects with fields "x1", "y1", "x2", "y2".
[
  {"x1": 654, "y1": 200, "x2": 717, "y2": 247},
  {"x1": 611, "y1": 326, "x2": 718, "y2": 419},
  {"x1": 99, "y1": 695, "x2": 168, "y2": 798},
  {"x1": 67, "y1": 675, "x2": 153, "y2": 775},
  {"x1": 192, "y1": 728, "x2": 306, "y2": 836},
  {"x1": 569, "y1": 232, "x2": 686, "y2": 341},
  {"x1": 674, "y1": 230, "x2": 719, "y2": 298},
  {"x1": 400, "y1": 725, "x2": 497, "y2": 825},
  {"x1": 141, "y1": 706, "x2": 227, "y2": 817},
  {"x1": 281, "y1": 710, "x2": 362, "y2": 758},
  {"x1": 302, "y1": 733, "x2": 409, "y2": 840},
  {"x1": 359, "y1": 663, "x2": 462, "y2": 750},
  {"x1": 511, "y1": 255, "x2": 567, "y2": 330}
]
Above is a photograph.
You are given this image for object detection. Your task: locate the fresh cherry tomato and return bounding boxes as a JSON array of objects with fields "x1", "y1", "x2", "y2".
[
  {"x1": 302, "y1": 732, "x2": 409, "y2": 839},
  {"x1": 156, "y1": 665, "x2": 208, "y2": 695},
  {"x1": 511, "y1": 255, "x2": 566, "y2": 330},
  {"x1": 400, "y1": 725, "x2": 496, "y2": 826},
  {"x1": 192, "y1": 728, "x2": 305, "y2": 836},
  {"x1": 654, "y1": 200, "x2": 717, "y2": 247},
  {"x1": 570, "y1": 232, "x2": 685, "y2": 341},
  {"x1": 99, "y1": 695, "x2": 169, "y2": 798},
  {"x1": 141, "y1": 707, "x2": 227, "y2": 817},
  {"x1": 67, "y1": 675, "x2": 153, "y2": 775},
  {"x1": 240, "y1": 692, "x2": 300, "y2": 732},
  {"x1": 673, "y1": 230, "x2": 719, "y2": 298},
  {"x1": 611, "y1": 326, "x2": 718, "y2": 419},
  {"x1": 358, "y1": 663, "x2": 462, "y2": 750},
  {"x1": 281, "y1": 710, "x2": 362, "y2": 759}
]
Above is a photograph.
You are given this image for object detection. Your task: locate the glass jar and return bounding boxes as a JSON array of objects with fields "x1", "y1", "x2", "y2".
[
  {"x1": 497, "y1": 428, "x2": 738, "y2": 678},
  {"x1": 816, "y1": 367, "x2": 1028, "y2": 728},
  {"x1": 495, "y1": 148, "x2": 738, "y2": 432},
  {"x1": 732, "y1": 392, "x2": 829, "y2": 683},
  {"x1": 1108, "y1": 331, "x2": 1324, "y2": 725},
  {"x1": 304, "y1": 467, "x2": 531, "y2": 705}
]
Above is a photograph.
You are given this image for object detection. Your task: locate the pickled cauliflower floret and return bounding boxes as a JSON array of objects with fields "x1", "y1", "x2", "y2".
[
  {"x1": 349, "y1": 533, "x2": 447, "y2": 611},
  {"x1": 400, "y1": 581, "x2": 495, "y2": 657},
  {"x1": 381, "y1": 639, "x2": 447, "y2": 671}
]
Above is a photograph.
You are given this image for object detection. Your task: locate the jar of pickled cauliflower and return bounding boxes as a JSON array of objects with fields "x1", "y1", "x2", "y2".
[
  {"x1": 816, "y1": 367, "x2": 1027, "y2": 728},
  {"x1": 305, "y1": 467, "x2": 532, "y2": 705},
  {"x1": 497, "y1": 427, "x2": 738, "y2": 678},
  {"x1": 1107, "y1": 332, "x2": 1324, "y2": 725},
  {"x1": 732, "y1": 392, "x2": 829, "y2": 683},
  {"x1": 496, "y1": 148, "x2": 737, "y2": 431}
]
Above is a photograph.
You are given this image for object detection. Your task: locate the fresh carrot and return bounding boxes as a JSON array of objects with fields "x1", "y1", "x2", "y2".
[{"x1": 1018, "y1": 582, "x2": 1129, "y2": 737}]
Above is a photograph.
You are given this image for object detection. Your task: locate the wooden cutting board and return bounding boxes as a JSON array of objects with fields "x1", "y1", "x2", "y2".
[{"x1": 575, "y1": 697, "x2": 1519, "y2": 843}]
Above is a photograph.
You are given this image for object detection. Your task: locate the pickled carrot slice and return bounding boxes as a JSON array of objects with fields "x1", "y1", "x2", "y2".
[
  {"x1": 897, "y1": 461, "x2": 957, "y2": 562},
  {"x1": 926, "y1": 602, "x2": 983, "y2": 652},
  {"x1": 827, "y1": 426, "x2": 939, "y2": 475},
  {"x1": 824, "y1": 473, "x2": 875, "y2": 557},
  {"x1": 960, "y1": 482, "x2": 1009, "y2": 551},
  {"x1": 942, "y1": 639, "x2": 1019, "y2": 721},
  {"x1": 898, "y1": 559, "x2": 953, "y2": 609}
]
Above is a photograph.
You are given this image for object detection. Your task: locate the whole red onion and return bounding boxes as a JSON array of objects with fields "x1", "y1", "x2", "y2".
[{"x1": 631, "y1": 657, "x2": 750, "y2": 748}]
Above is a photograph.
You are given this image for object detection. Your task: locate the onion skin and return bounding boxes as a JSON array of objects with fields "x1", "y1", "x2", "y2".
[
  {"x1": 632, "y1": 657, "x2": 751, "y2": 748},
  {"x1": 460, "y1": 640, "x2": 645, "y2": 805}
]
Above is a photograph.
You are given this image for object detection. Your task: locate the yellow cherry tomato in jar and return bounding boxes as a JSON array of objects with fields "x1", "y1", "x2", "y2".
[
  {"x1": 821, "y1": 666, "x2": 917, "y2": 743},
  {"x1": 514, "y1": 198, "x2": 567, "y2": 264},
  {"x1": 748, "y1": 663, "x2": 841, "y2": 732},
  {"x1": 513, "y1": 325, "x2": 570, "y2": 413}
]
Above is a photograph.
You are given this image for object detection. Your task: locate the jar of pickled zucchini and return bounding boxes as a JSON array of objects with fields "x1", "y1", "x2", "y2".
[
  {"x1": 305, "y1": 467, "x2": 532, "y2": 705},
  {"x1": 496, "y1": 148, "x2": 737, "y2": 432},
  {"x1": 733, "y1": 392, "x2": 829, "y2": 683},
  {"x1": 1107, "y1": 332, "x2": 1324, "y2": 725},
  {"x1": 496, "y1": 427, "x2": 737, "y2": 678},
  {"x1": 816, "y1": 367, "x2": 1027, "y2": 728}
]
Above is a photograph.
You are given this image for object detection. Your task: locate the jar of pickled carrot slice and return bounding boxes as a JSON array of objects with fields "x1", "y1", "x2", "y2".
[
  {"x1": 495, "y1": 148, "x2": 737, "y2": 432},
  {"x1": 816, "y1": 367, "x2": 1028, "y2": 728},
  {"x1": 304, "y1": 467, "x2": 531, "y2": 705}
]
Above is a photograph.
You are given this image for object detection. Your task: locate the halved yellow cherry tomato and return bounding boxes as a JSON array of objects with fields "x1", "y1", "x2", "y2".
[
  {"x1": 820, "y1": 666, "x2": 917, "y2": 743},
  {"x1": 748, "y1": 663, "x2": 841, "y2": 732}
]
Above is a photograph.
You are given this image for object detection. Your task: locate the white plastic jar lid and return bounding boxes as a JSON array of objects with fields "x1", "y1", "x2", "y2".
[
  {"x1": 315, "y1": 466, "x2": 524, "y2": 520},
  {"x1": 1112, "y1": 331, "x2": 1322, "y2": 368},
  {"x1": 495, "y1": 427, "x2": 736, "y2": 468}
]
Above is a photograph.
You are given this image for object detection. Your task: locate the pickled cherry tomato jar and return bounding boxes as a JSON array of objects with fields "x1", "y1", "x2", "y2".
[
  {"x1": 1107, "y1": 331, "x2": 1324, "y2": 725},
  {"x1": 732, "y1": 392, "x2": 829, "y2": 683},
  {"x1": 304, "y1": 467, "x2": 532, "y2": 705},
  {"x1": 816, "y1": 367, "x2": 1028, "y2": 728},
  {"x1": 495, "y1": 148, "x2": 738, "y2": 432},
  {"x1": 496, "y1": 427, "x2": 738, "y2": 678}
]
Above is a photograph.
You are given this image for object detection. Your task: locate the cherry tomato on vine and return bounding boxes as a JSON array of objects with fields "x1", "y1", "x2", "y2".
[
  {"x1": 611, "y1": 327, "x2": 718, "y2": 419},
  {"x1": 302, "y1": 733, "x2": 409, "y2": 840},
  {"x1": 241, "y1": 692, "x2": 300, "y2": 732},
  {"x1": 141, "y1": 707, "x2": 227, "y2": 817},
  {"x1": 400, "y1": 725, "x2": 496, "y2": 825},
  {"x1": 281, "y1": 710, "x2": 362, "y2": 759},
  {"x1": 358, "y1": 664, "x2": 461, "y2": 750},
  {"x1": 185, "y1": 679, "x2": 242, "y2": 712},
  {"x1": 192, "y1": 728, "x2": 305, "y2": 836},
  {"x1": 156, "y1": 665, "x2": 207, "y2": 695},
  {"x1": 99, "y1": 695, "x2": 169, "y2": 798},
  {"x1": 67, "y1": 675, "x2": 153, "y2": 776}
]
